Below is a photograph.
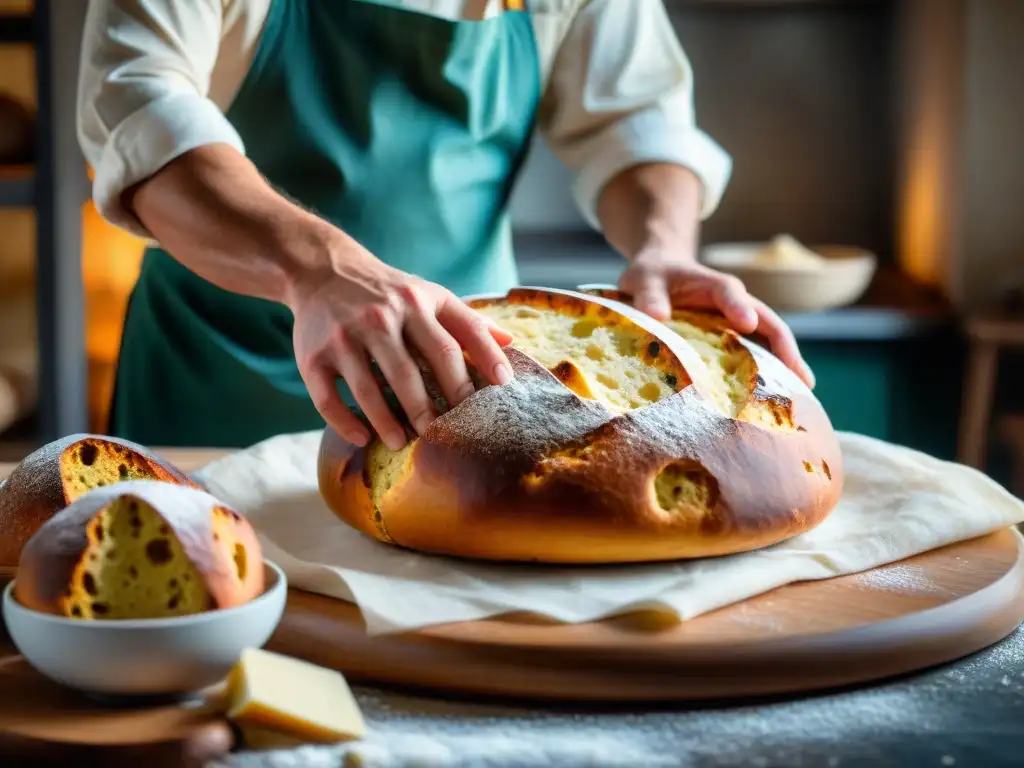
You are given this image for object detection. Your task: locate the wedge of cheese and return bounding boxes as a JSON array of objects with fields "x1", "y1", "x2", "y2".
[{"x1": 225, "y1": 648, "x2": 367, "y2": 745}]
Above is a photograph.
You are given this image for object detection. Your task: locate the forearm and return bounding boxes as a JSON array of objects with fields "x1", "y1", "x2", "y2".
[
  {"x1": 125, "y1": 144, "x2": 342, "y2": 306},
  {"x1": 595, "y1": 162, "x2": 703, "y2": 261}
]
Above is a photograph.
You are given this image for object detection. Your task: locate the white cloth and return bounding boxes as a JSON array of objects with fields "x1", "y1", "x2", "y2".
[
  {"x1": 77, "y1": 0, "x2": 732, "y2": 238},
  {"x1": 193, "y1": 430, "x2": 1024, "y2": 636}
]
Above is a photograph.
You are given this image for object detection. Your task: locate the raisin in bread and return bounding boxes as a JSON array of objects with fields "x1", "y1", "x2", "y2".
[
  {"x1": 14, "y1": 480, "x2": 264, "y2": 618},
  {"x1": 0, "y1": 434, "x2": 197, "y2": 569},
  {"x1": 318, "y1": 287, "x2": 843, "y2": 563}
]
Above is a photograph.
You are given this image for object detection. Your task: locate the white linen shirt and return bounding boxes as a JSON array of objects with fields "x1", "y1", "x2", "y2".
[{"x1": 77, "y1": 0, "x2": 733, "y2": 239}]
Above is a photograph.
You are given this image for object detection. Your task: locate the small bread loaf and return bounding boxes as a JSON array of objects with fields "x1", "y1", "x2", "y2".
[
  {"x1": 14, "y1": 480, "x2": 264, "y2": 619},
  {"x1": 318, "y1": 287, "x2": 843, "y2": 564},
  {"x1": 0, "y1": 434, "x2": 197, "y2": 569}
]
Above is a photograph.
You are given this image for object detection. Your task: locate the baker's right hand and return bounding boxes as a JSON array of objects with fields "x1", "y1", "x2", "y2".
[{"x1": 285, "y1": 241, "x2": 514, "y2": 452}]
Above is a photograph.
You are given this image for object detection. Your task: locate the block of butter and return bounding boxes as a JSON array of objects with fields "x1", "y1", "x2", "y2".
[{"x1": 224, "y1": 648, "x2": 367, "y2": 745}]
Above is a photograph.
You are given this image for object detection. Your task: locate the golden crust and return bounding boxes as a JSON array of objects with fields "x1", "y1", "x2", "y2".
[
  {"x1": 580, "y1": 288, "x2": 735, "y2": 334},
  {"x1": 319, "y1": 288, "x2": 844, "y2": 564},
  {"x1": 0, "y1": 434, "x2": 197, "y2": 569}
]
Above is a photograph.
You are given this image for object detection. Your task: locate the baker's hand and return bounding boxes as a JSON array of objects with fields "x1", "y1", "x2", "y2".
[
  {"x1": 286, "y1": 244, "x2": 514, "y2": 451},
  {"x1": 618, "y1": 251, "x2": 815, "y2": 389}
]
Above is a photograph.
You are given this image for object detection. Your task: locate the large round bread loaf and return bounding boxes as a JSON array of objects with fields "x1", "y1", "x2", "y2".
[
  {"x1": 318, "y1": 287, "x2": 843, "y2": 563},
  {"x1": 0, "y1": 434, "x2": 197, "y2": 569},
  {"x1": 14, "y1": 480, "x2": 264, "y2": 619}
]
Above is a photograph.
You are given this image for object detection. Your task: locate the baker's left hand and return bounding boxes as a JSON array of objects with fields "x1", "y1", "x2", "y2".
[{"x1": 618, "y1": 250, "x2": 816, "y2": 389}]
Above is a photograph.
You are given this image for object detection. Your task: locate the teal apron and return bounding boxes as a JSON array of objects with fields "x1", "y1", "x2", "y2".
[{"x1": 110, "y1": 0, "x2": 540, "y2": 447}]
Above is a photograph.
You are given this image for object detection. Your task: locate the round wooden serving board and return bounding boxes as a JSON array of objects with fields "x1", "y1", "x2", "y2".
[{"x1": 267, "y1": 528, "x2": 1024, "y2": 702}]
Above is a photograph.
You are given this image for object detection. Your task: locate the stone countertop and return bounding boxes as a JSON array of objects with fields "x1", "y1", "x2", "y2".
[
  {"x1": 512, "y1": 232, "x2": 955, "y2": 342},
  {"x1": 223, "y1": 627, "x2": 1024, "y2": 768}
]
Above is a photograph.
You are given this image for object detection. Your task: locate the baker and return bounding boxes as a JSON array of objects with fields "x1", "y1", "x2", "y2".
[{"x1": 77, "y1": 0, "x2": 814, "y2": 450}]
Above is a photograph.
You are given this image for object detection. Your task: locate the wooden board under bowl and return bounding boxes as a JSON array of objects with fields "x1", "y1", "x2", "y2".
[{"x1": 0, "y1": 652, "x2": 233, "y2": 766}]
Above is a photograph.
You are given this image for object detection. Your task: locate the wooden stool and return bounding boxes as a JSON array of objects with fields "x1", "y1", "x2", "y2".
[{"x1": 958, "y1": 314, "x2": 1024, "y2": 469}]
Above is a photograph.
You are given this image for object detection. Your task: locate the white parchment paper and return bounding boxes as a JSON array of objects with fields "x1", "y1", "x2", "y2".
[{"x1": 193, "y1": 431, "x2": 1024, "y2": 635}]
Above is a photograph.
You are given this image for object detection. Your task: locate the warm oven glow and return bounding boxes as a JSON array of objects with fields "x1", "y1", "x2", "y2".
[
  {"x1": 82, "y1": 198, "x2": 145, "y2": 432},
  {"x1": 898, "y1": 131, "x2": 948, "y2": 287}
]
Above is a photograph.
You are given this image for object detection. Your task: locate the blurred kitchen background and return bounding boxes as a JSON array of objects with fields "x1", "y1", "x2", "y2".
[{"x1": 1, "y1": 0, "x2": 1023, "y2": 489}]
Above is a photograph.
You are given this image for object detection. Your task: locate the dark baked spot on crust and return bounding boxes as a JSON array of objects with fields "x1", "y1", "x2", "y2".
[
  {"x1": 751, "y1": 387, "x2": 797, "y2": 430},
  {"x1": 553, "y1": 361, "x2": 575, "y2": 383},
  {"x1": 822, "y1": 460, "x2": 832, "y2": 480}
]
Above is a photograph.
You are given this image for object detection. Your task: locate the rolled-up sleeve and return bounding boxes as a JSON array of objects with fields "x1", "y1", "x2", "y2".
[
  {"x1": 539, "y1": 0, "x2": 732, "y2": 229},
  {"x1": 77, "y1": 0, "x2": 245, "y2": 237}
]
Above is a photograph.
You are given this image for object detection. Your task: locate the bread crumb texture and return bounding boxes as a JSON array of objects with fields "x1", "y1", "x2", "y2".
[
  {"x1": 59, "y1": 438, "x2": 181, "y2": 499},
  {"x1": 65, "y1": 495, "x2": 213, "y2": 619},
  {"x1": 663, "y1": 313, "x2": 797, "y2": 432},
  {"x1": 367, "y1": 443, "x2": 409, "y2": 541},
  {"x1": 55, "y1": 440, "x2": 233, "y2": 618},
  {"x1": 474, "y1": 300, "x2": 686, "y2": 412},
  {"x1": 29, "y1": 482, "x2": 260, "y2": 620}
]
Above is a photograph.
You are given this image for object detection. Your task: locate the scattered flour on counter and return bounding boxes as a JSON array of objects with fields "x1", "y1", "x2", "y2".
[
  {"x1": 217, "y1": 629, "x2": 1024, "y2": 768},
  {"x1": 853, "y1": 564, "x2": 936, "y2": 593},
  {"x1": 216, "y1": 730, "x2": 678, "y2": 768},
  {"x1": 341, "y1": 731, "x2": 680, "y2": 768},
  {"x1": 728, "y1": 602, "x2": 783, "y2": 632}
]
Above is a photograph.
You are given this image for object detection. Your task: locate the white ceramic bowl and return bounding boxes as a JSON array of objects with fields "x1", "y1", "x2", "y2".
[
  {"x1": 2, "y1": 560, "x2": 287, "y2": 700},
  {"x1": 702, "y1": 242, "x2": 878, "y2": 312}
]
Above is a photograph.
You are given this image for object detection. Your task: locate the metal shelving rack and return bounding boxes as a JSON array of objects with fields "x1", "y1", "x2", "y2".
[{"x1": 0, "y1": 1, "x2": 90, "y2": 442}]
